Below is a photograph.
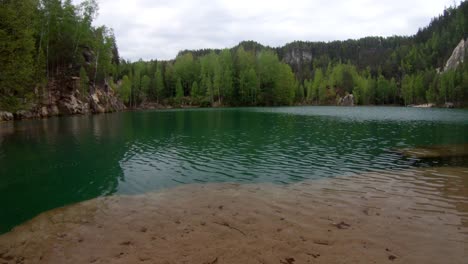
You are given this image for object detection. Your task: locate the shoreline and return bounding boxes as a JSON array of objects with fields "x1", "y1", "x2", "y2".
[
  {"x1": 1, "y1": 103, "x2": 465, "y2": 123},
  {"x1": 1, "y1": 167, "x2": 466, "y2": 264}
]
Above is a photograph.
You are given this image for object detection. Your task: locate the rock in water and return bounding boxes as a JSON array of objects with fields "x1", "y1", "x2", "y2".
[
  {"x1": 411, "y1": 103, "x2": 435, "y2": 108},
  {"x1": 49, "y1": 105, "x2": 60, "y2": 116},
  {"x1": 338, "y1": 94, "x2": 354, "y2": 106},
  {"x1": 444, "y1": 102, "x2": 454, "y2": 108},
  {"x1": 0, "y1": 111, "x2": 13, "y2": 121},
  {"x1": 40, "y1": 106, "x2": 49, "y2": 117},
  {"x1": 14, "y1": 110, "x2": 36, "y2": 120}
]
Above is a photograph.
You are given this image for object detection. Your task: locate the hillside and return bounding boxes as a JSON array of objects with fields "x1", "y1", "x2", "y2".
[{"x1": 117, "y1": 1, "x2": 467, "y2": 108}]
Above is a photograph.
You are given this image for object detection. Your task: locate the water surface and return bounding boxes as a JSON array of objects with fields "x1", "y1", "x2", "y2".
[{"x1": 1, "y1": 106, "x2": 467, "y2": 233}]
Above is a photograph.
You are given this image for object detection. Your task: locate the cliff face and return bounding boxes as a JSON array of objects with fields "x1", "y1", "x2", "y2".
[
  {"x1": 282, "y1": 48, "x2": 313, "y2": 66},
  {"x1": 0, "y1": 80, "x2": 125, "y2": 122},
  {"x1": 443, "y1": 39, "x2": 467, "y2": 72}
]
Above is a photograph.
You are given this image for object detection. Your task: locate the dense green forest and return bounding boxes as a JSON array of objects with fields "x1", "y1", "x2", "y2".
[
  {"x1": 116, "y1": 1, "x2": 468, "y2": 107},
  {"x1": 1, "y1": 0, "x2": 468, "y2": 112},
  {"x1": 0, "y1": 0, "x2": 118, "y2": 111}
]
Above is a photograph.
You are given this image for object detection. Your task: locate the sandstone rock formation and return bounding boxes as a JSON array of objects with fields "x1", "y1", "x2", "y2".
[
  {"x1": 0, "y1": 111, "x2": 13, "y2": 122},
  {"x1": 338, "y1": 94, "x2": 354, "y2": 106},
  {"x1": 5, "y1": 84, "x2": 125, "y2": 121},
  {"x1": 283, "y1": 48, "x2": 313, "y2": 66},
  {"x1": 444, "y1": 39, "x2": 467, "y2": 72}
]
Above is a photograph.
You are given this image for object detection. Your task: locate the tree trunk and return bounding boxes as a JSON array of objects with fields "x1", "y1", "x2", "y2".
[{"x1": 93, "y1": 50, "x2": 99, "y2": 88}]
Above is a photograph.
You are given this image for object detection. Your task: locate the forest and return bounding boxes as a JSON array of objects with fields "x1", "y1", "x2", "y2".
[
  {"x1": 0, "y1": 0, "x2": 118, "y2": 111},
  {"x1": 1, "y1": 0, "x2": 468, "y2": 111}
]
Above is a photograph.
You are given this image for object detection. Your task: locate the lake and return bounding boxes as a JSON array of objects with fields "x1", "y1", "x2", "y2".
[{"x1": 1, "y1": 106, "x2": 468, "y2": 234}]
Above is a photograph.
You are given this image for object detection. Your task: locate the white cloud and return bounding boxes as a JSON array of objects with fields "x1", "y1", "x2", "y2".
[{"x1": 84, "y1": 0, "x2": 456, "y2": 60}]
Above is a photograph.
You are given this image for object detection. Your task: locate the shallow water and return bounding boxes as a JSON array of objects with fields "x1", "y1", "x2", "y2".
[
  {"x1": 0, "y1": 106, "x2": 467, "y2": 233},
  {"x1": 1, "y1": 167, "x2": 467, "y2": 263}
]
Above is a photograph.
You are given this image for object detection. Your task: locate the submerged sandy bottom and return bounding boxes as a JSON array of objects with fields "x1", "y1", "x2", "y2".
[{"x1": 1, "y1": 167, "x2": 467, "y2": 264}]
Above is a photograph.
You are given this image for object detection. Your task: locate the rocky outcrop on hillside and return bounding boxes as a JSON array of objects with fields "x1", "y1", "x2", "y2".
[
  {"x1": 282, "y1": 48, "x2": 313, "y2": 66},
  {"x1": 0, "y1": 80, "x2": 125, "y2": 122},
  {"x1": 444, "y1": 39, "x2": 467, "y2": 72}
]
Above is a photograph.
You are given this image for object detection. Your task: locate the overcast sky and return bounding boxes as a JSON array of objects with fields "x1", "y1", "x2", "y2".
[{"x1": 86, "y1": 0, "x2": 456, "y2": 61}]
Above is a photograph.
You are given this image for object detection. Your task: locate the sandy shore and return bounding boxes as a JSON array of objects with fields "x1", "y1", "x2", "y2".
[{"x1": 0, "y1": 167, "x2": 467, "y2": 264}]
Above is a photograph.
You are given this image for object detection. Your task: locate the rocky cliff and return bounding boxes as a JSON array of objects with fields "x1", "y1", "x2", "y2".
[
  {"x1": 0, "y1": 79, "x2": 125, "y2": 122},
  {"x1": 282, "y1": 48, "x2": 313, "y2": 66},
  {"x1": 443, "y1": 39, "x2": 467, "y2": 72}
]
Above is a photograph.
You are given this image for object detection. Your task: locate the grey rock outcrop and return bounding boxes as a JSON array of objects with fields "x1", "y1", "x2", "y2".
[
  {"x1": 58, "y1": 93, "x2": 89, "y2": 115},
  {"x1": 39, "y1": 106, "x2": 48, "y2": 117},
  {"x1": 283, "y1": 49, "x2": 313, "y2": 66},
  {"x1": 0, "y1": 111, "x2": 14, "y2": 122},
  {"x1": 444, "y1": 102, "x2": 455, "y2": 108},
  {"x1": 338, "y1": 94, "x2": 354, "y2": 106},
  {"x1": 14, "y1": 110, "x2": 36, "y2": 120},
  {"x1": 1, "y1": 83, "x2": 125, "y2": 121},
  {"x1": 444, "y1": 39, "x2": 467, "y2": 72},
  {"x1": 49, "y1": 105, "x2": 60, "y2": 116}
]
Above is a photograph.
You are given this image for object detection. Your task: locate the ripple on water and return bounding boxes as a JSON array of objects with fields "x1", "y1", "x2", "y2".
[{"x1": 0, "y1": 107, "x2": 467, "y2": 234}]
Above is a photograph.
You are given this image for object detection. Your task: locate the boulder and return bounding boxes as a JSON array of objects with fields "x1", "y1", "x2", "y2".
[
  {"x1": 0, "y1": 111, "x2": 14, "y2": 122},
  {"x1": 49, "y1": 105, "x2": 60, "y2": 116},
  {"x1": 40, "y1": 106, "x2": 49, "y2": 117},
  {"x1": 412, "y1": 103, "x2": 435, "y2": 108},
  {"x1": 339, "y1": 94, "x2": 354, "y2": 106},
  {"x1": 89, "y1": 89, "x2": 126, "y2": 113},
  {"x1": 89, "y1": 92, "x2": 104, "y2": 113},
  {"x1": 58, "y1": 94, "x2": 87, "y2": 115},
  {"x1": 444, "y1": 102, "x2": 454, "y2": 108},
  {"x1": 14, "y1": 110, "x2": 35, "y2": 120}
]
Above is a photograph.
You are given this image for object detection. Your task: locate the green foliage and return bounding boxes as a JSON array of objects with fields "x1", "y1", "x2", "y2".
[
  {"x1": 0, "y1": 0, "x2": 37, "y2": 110},
  {"x1": 3, "y1": 0, "x2": 468, "y2": 109},
  {"x1": 119, "y1": 75, "x2": 132, "y2": 104},
  {"x1": 218, "y1": 49, "x2": 234, "y2": 104},
  {"x1": 141, "y1": 75, "x2": 151, "y2": 100},
  {"x1": 239, "y1": 68, "x2": 259, "y2": 105},
  {"x1": 191, "y1": 81, "x2": 201, "y2": 98},
  {"x1": 79, "y1": 66, "x2": 89, "y2": 97},
  {"x1": 0, "y1": 0, "x2": 121, "y2": 110},
  {"x1": 274, "y1": 64, "x2": 296, "y2": 105},
  {"x1": 155, "y1": 66, "x2": 165, "y2": 102},
  {"x1": 175, "y1": 77, "x2": 184, "y2": 99},
  {"x1": 174, "y1": 53, "x2": 198, "y2": 95},
  {"x1": 309, "y1": 69, "x2": 323, "y2": 103},
  {"x1": 402, "y1": 75, "x2": 414, "y2": 105}
]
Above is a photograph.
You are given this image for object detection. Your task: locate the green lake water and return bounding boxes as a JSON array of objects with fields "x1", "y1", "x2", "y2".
[{"x1": 1, "y1": 106, "x2": 468, "y2": 233}]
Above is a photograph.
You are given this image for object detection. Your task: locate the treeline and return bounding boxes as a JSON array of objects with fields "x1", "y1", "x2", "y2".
[
  {"x1": 1, "y1": 0, "x2": 467, "y2": 111},
  {"x1": 116, "y1": 48, "x2": 296, "y2": 106},
  {"x1": 116, "y1": 1, "x2": 468, "y2": 107},
  {"x1": 0, "y1": 0, "x2": 119, "y2": 110},
  {"x1": 282, "y1": 1, "x2": 468, "y2": 106}
]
